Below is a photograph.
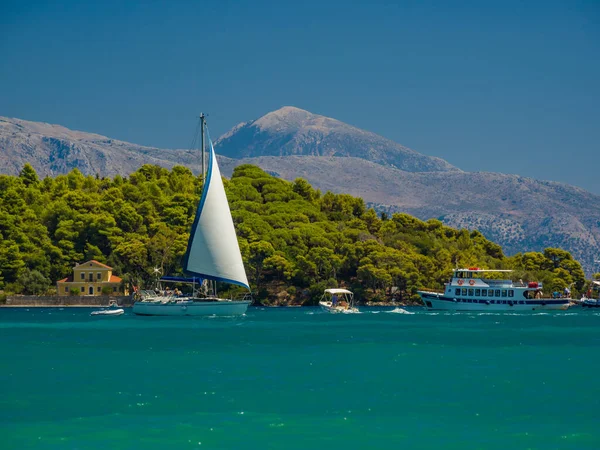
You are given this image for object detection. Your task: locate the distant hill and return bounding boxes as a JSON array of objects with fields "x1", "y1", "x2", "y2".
[
  {"x1": 0, "y1": 116, "x2": 201, "y2": 177},
  {"x1": 214, "y1": 106, "x2": 458, "y2": 172},
  {"x1": 1, "y1": 111, "x2": 599, "y2": 275}
]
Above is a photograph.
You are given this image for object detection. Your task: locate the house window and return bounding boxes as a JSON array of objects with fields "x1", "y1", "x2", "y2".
[
  {"x1": 89, "y1": 286, "x2": 94, "y2": 295},
  {"x1": 80, "y1": 286, "x2": 84, "y2": 292},
  {"x1": 88, "y1": 273, "x2": 94, "y2": 282},
  {"x1": 113, "y1": 287, "x2": 117, "y2": 292},
  {"x1": 97, "y1": 272, "x2": 102, "y2": 280},
  {"x1": 65, "y1": 287, "x2": 69, "y2": 293},
  {"x1": 81, "y1": 272, "x2": 85, "y2": 280}
]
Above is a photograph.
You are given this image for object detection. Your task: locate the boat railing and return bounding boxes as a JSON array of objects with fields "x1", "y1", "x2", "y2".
[
  {"x1": 232, "y1": 292, "x2": 254, "y2": 303},
  {"x1": 481, "y1": 279, "x2": 514, "y2": 286}
]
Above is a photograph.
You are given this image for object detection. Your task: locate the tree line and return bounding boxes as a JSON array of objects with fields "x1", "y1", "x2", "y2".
[{"x1": 0, "y1": 163, "x2": 592, "y2": 304}]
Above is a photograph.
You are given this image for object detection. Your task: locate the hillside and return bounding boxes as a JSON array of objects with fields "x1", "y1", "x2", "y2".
[
  {"x1": 217, "y1": 156, "x2": 600, "y2": 275},
  {"x1": 0, "y1": 116, "x2": 201, "y2": 177},
  {"x1": 1, "y1": 111, "x2": 599, "y2": 274},
  {"x1": 0, "y1": 164, "x2": 586, "y2": 304}
]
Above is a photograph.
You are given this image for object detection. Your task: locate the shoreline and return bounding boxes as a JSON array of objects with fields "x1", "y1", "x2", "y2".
[{"x1": 0, "y1": 304, "x2": 121, "y2": 308}]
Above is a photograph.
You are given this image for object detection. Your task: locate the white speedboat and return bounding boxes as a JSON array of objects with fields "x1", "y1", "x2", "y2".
[
  {"x1": 319, "y1": 288, "x2": 359, "y2": 314},
  {"x1": 91, "y1": 308, "x2": 124, "y2": 316},
  {"x1": 418, "y1": 268, "x2": 570, "y2": 311},
  {"x1": 132, "y1": 114, "x2": 251, "y2": 317}
]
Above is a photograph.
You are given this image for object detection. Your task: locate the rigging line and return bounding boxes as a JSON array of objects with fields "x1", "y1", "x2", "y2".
[{"x1": 189, "y1": 118, "x2": 202, "y2": 151}]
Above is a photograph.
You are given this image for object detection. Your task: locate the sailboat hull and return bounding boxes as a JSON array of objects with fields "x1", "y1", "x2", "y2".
[{"x1": 132, "y1": 300, "x2": 250, "y2": 316}]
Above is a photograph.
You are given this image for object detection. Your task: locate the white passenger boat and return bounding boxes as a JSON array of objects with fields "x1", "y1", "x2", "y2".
[
  {"x1": 418, "y1": 268, "x2": 570, "y2": 311},
  {"x1": 132, "y1": 114, "x2": 251, "y2": 317},
  {"x1": 319, "y1": 288, "x2": 359, "y2": 314}
]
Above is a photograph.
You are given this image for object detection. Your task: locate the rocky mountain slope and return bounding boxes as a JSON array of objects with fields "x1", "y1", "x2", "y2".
[
  {"x1": 0, "y1": 116, "x2": 202, "y2": 177},
  {"x1": 1, "y1": 112, "x2": 599, "y2": 274},
  {"x1": 214, "y1": 106, "x2": 458, "y2": 172}
]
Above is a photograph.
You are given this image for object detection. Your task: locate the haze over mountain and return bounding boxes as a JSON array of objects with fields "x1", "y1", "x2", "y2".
[{"x1": 1, "y1": 110, "x2": 599, "y2": 274}]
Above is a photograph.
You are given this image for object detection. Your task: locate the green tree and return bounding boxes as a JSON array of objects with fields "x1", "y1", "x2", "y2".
[{"x1": 18, "y1": 269, "x2": 51, "y2": 295}]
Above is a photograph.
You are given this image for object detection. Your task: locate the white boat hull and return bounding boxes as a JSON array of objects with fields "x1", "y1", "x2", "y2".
[
  {"x1": 319, "y1": 301, "x2": 359, "y2": 314},
  {"x1": 132, "y1": 300, "x2": 250, "y2": 316},
  {"x1": 419, "y1": 292, "x2": 569, "y2": 311},
  {"x1": 91, "y1": 308, "x2": 124, "y2": 316}
]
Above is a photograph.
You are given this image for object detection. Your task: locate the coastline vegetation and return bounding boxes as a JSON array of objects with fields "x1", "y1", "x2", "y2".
[{"x1": 0, "y1": 163, "x2": 591, "y2": 305}]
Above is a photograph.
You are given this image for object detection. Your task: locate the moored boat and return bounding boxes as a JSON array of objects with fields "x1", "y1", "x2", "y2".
[
  {"x1": 91, "y1": 308, "x2": 124, "y2": 316},
  {"x1": 418, "y1": 268, "x2": 570, "y2": 311}
]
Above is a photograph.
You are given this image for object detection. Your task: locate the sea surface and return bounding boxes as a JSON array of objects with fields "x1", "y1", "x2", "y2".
[{"x1": 1, "y1": 306, "x2": 599, "y2": 449}]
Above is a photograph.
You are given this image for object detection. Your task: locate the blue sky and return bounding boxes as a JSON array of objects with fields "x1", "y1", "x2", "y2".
[{"x1": 1, "y1": 0, "x2": 599, "y2": 193}]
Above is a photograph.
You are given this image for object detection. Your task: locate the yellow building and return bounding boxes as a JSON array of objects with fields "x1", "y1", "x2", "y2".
[{"x1": 57, "y1": 260, "x2": 124, "y2": 296}]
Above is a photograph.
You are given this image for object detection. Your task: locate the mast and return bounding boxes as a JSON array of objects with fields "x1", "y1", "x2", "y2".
[
  {"x1": 200, "y1": 112, "x2": 206, "y2": 182},
  {"x1": 199, "y1": 112, "x2": 216, "y2": 297}
]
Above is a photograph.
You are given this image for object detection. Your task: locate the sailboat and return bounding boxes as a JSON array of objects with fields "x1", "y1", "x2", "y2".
[{"x1": 132, "y1": 114, "x2": 252, "y2": 316}]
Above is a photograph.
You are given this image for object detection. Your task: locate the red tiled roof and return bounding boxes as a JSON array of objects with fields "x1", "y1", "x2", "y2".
[
  {"x1": 57, "y1": 276, "x2": 73, "y2": 283},
  {"x1": 88, "y1": 260, "x2": 113, "y2": 269},
  {"x1": 109, "y1": 275, "x2": 122, "y2": 283}
]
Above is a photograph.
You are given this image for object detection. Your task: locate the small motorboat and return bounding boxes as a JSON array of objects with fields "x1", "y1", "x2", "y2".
[
  {"x1": 91, "y1": 308, "x2": 124, "y2": 316},
  {"x1": 319, "y1": 288, "x2": 359, "y2": 314},
  {"x1": 580, "y1": 281, "x2": 600, "y2": 308}
]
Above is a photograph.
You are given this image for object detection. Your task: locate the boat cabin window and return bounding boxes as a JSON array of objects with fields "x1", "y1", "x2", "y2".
[
  {"x1": 475, "y1": 289, "x2": 481, "y2": 296},
  {"x1": 481, "y1": 289, "x2": 487, "y2": 297},
  {"x1": 456, "y1": 272, "x2": 464, "y2": 278},
  {"x1": 455, "y1": 288, "x2": 461, "y2": 295},
  {"x1": 462, "y1": 288, "x2": 467, "y2": 296},
  {"x1": 495, "y1": 289, "x2": 501, "y2": 297},
  {"x1": 502, "y1": 290, "x2": 507, "y2": 297},
  {"x1": 468, "y1": 289, "x2": 474, "y2": 296},
  {"x1": 508, "y1": 290, "x2": 514, "y2": 298},
  {"x1": 487, "y1": 289, "x2": 493, "y2": 297}
]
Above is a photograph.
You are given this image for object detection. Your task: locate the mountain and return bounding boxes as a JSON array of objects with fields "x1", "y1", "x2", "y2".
[
  {"x1": 1, "y1": 111, "x2": 599, "y2": 274},
  {"x1": 0, "y1": 116, "x2": 202, "y2": 177},
  {"x1": 214, "y1": 106, "x2": 458, "y2": 172}
]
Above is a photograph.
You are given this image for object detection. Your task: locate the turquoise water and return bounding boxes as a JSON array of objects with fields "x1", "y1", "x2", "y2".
[{"x1": 1, "y1": 307, "x2": 599, "y2": 449}]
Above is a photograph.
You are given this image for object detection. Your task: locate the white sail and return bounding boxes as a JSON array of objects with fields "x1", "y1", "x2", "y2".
[{"x1": 183, "y1": 139, "x2": 250, "y2": 289}]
